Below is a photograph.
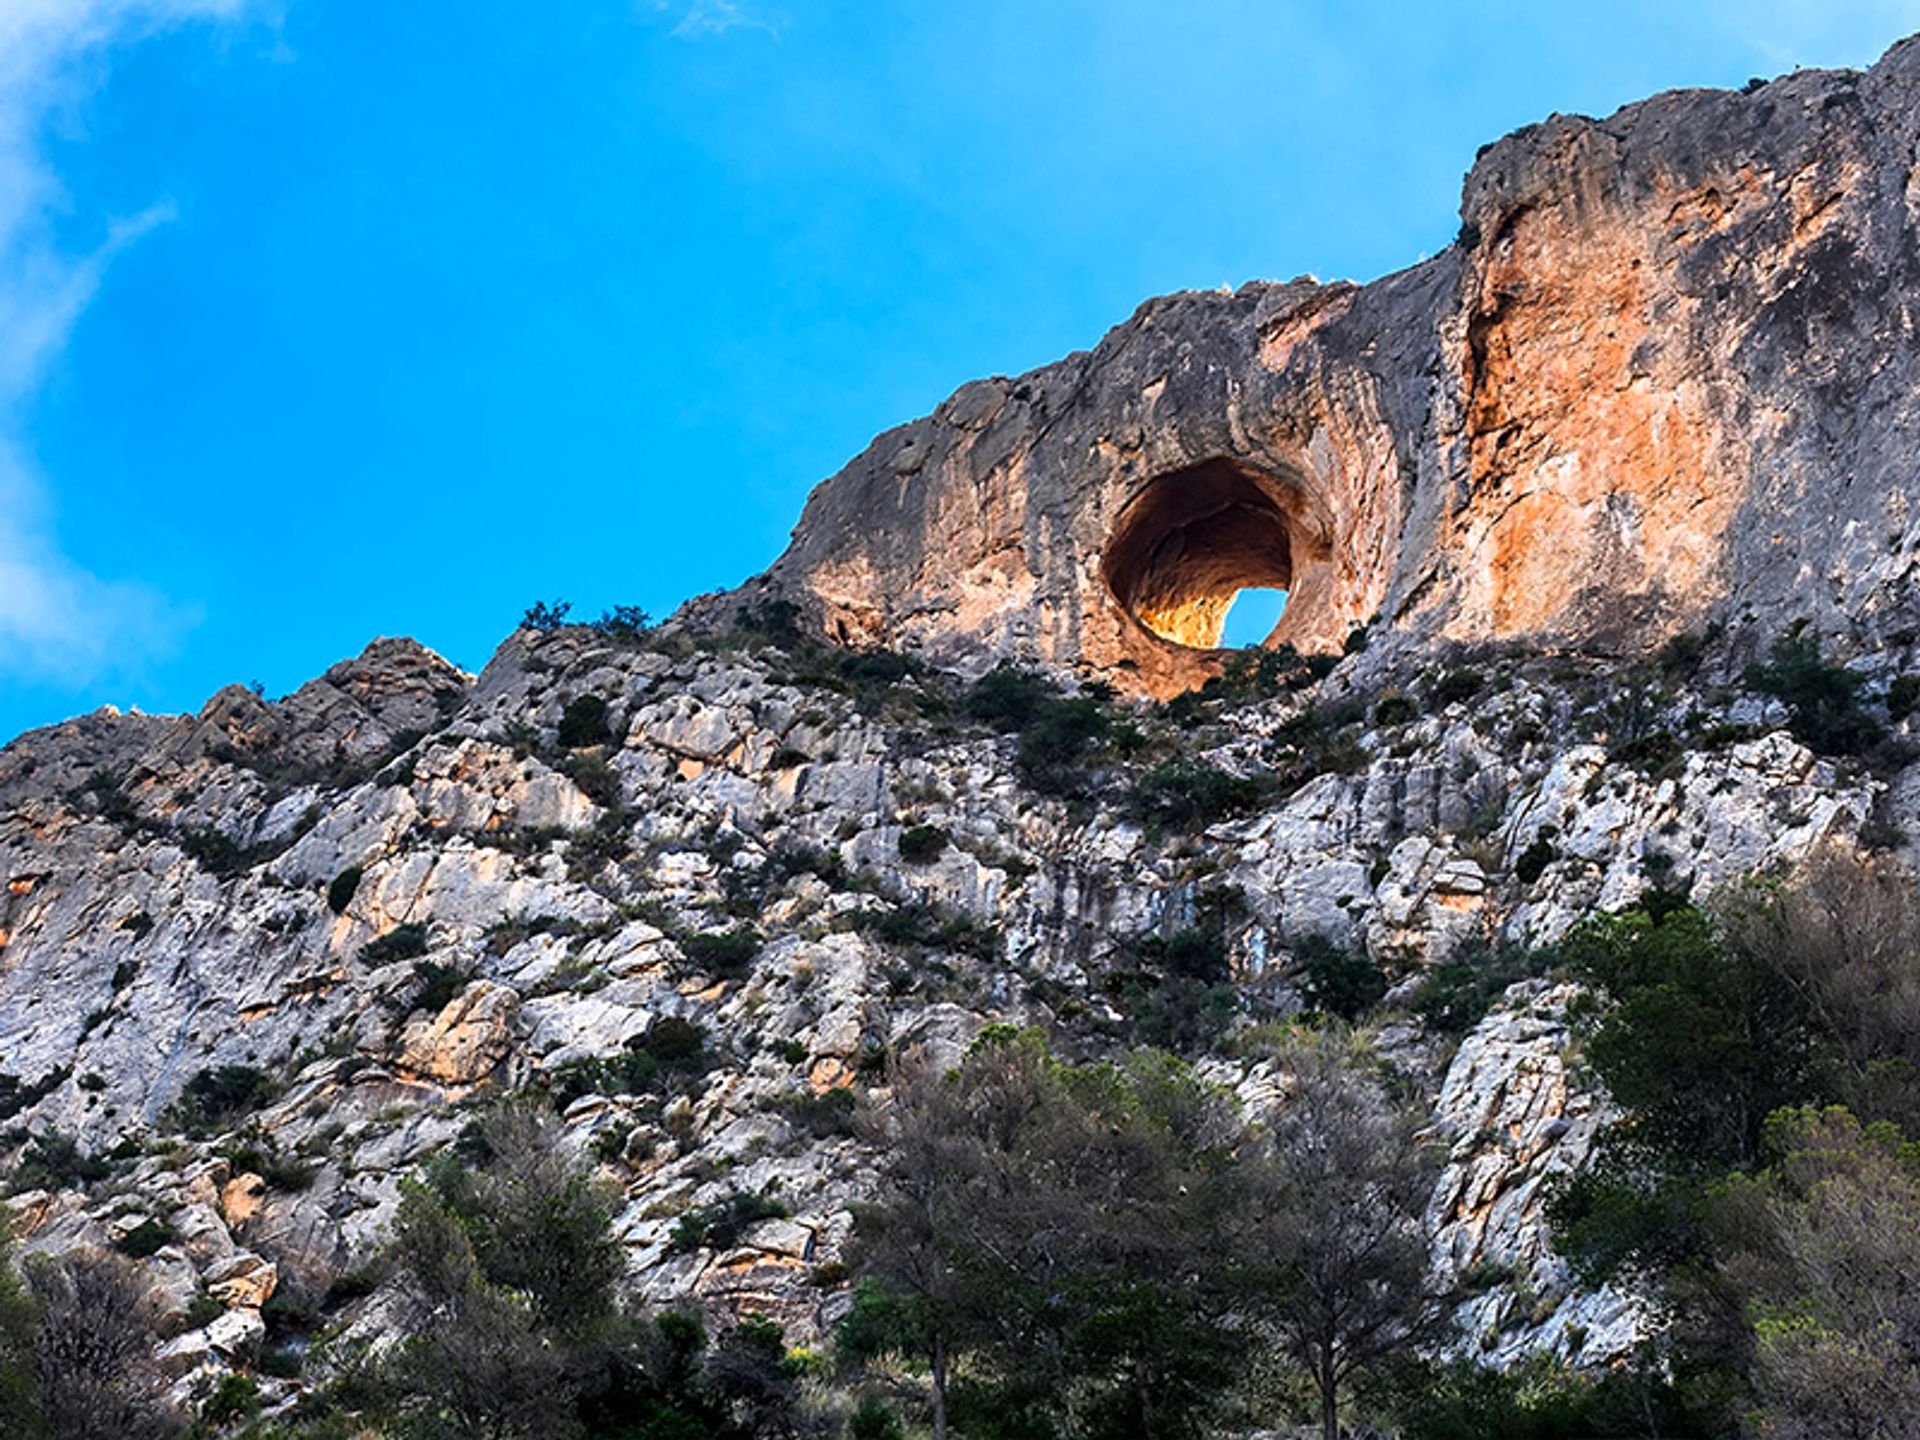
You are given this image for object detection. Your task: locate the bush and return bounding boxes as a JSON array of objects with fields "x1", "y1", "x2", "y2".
[
  {"x1": 407, "y1": 960, "x2": 468, "y2": 1015},
  {"x1": 522, "y1": 599, "x2": 572, "y2": 631},
  {"x1": 849, "y1": 903, "x2": 999, "y2": 962},
  {"x1": 200, "y1": 1373, "x2": 261, "y2": 1426},
  {"x1": 556, "y1": 695, "x2": 612, "y2": 750},
  {"x1": 738, "y1": 598, "x2": 806, "y2": 648},
  {"x1": 680, "y1": 927, "x2": 762, "y2": 978},
  {"x1": 897, "y1": 824, "x2": 948, "y2": 864},
  {"x1": 1294, "y1": 934, "x2": 1388, "y2": 1020},
  {"x1": 1167, "y1": 645, "x2": 1324, "y2": 718},
  {"x1": 778, "y1": 1086, "x2": 859, "y2": 1139},
  {"x1": 1373, "y1": 694, "x2": 1420, "y2": 727},
  {"x1": 361, "y1": 923, "x2": 430, "y2": 966},
  {"x1": 590, "y1": 604, "x2": 653, "y2": 642},
  {"x1": 669, "y1": 1190, "x2": 790, "y2": 1253},
  {"x1": 1513, "y1": 836, "x2": 1556, "y2": 885},
  {"x1": 171, "y1": 1065, "x2": 276, "y2": 1132},
  {"x1": 114, "y1": 1218, "x2": 177, "y2": 1259},
  {"x1": 1268, "y1": 704, "x2": 1371, "y2": 793},
  {"x1": 546, "y1": 1016, "x2": 711, "y2": 1112},
  {"x1": 326, "y1": 865, "x2": 364, "y2": 915},
  {"x1": 1744, "y1": 624, "x2": 1884, "y2": 756},
  {"x1": 849, "y1": 1395, "x2": 906, "y2": 1440},
  {"x1": 1128, "y1": 760, "x2": 1268, "y2": 831},
  {"x1": 1409, "y1": 942, "x2": 1543, "y2": 1036},
  {"x1": 964, "y1": 665, "x2": 1124, "y2": 796},
  {"x1": 11, "y1": 1131, "x2": 111, "y2": 1191},
  {"x1": 561, "y1": 751, "x2": 622, "y2": 808},
  {"x1": 1888, "y1": 673, "x2": 1920, "y2": 721},
  {"x1": 963, "y1": 664, "x2": 1061, "y2": 731},
  {"x1": 1428, "y1": 669, "x2": 1483, "y2": 709}
]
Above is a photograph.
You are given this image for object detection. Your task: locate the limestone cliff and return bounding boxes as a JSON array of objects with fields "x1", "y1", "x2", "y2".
[
  {"x1": 734, "y1": 37, "x2": 1920, "y2": 698},
  {"x1": 3, "y1": 35, "x2": 1920, "y2": 1415}
]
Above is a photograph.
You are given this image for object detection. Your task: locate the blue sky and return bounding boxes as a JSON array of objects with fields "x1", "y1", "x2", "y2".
[{"x1": 3, "y1": 0, "x2": 1920, "y2": 741}]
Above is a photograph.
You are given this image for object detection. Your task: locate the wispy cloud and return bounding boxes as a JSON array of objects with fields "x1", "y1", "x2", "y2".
[
  {"x1": 0, "y1": 1, "x2": 252, "y2": 690},
  {"x1": 654, "y1": 0, "x2": 779, "y2": 42}
]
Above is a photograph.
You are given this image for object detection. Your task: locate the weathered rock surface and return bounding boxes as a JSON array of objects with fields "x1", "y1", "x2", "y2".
[
  {"x1": 728, "y1": 36, "x2": 1920, "y2": 698},
  {"x1": 7, "y1": 33, "x2": 1920, "y2": 1408}
]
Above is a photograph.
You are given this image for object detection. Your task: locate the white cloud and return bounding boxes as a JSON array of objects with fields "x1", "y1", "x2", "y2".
[
  {"x1": 0, "y1": 1, "x2": 252, "y2": 689},
  {"x1": 655, "y1": 0, "x2": 778, "y2": 42}
]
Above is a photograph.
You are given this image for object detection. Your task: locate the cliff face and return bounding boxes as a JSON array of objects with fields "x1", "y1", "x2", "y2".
[
  {"x1": 5, "y1": 35, "x2": 1920, "y2": 1413},
  {"x1": 738, "y1": 37, "x2": 1920, "y2": 697},
  {"x1": 0, "y1": 624, "x2": 1883, "y2": 1387}
]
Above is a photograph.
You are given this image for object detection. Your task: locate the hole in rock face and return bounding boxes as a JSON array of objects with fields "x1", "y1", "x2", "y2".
[
  {"x1": 1103, "y1": 459, "x2": 1301, "y2": 650},
  {"x1": 1220, "y1": 587, "x2": 1290, "y2": 648}
]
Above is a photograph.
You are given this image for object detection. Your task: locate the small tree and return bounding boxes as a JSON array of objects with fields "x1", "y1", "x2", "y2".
[
  {"x1": 847, "y1": 1030, "x2": 1246, "y2": 1440},
  {"x1": 25, "y1": 1249, "x2": 181, "y2": 1440},
  {"x1": 379, "y1": 1100, "x2": 624, "y2": 1438},
  {"x1": 1241, "y1": 1029, "x2": 1439, "y2": 1440},
  {"x1": 1710, "y1": 1106, "x2": 1920, "y2": 1439}
]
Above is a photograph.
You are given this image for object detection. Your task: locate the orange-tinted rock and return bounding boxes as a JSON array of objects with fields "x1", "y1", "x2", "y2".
[{"x1": 726, "y1": 39, "x2": 1920, "y2": 695}]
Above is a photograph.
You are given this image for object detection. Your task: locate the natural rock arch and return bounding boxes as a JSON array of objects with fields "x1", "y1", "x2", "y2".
[{"x1": 1102, "y1": 458, "x2": 1326, "y2": 652}]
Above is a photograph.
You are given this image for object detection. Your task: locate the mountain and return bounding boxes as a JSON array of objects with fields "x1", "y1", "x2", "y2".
[{"x1": 5, "y1": 31, "x2": 1920, "y2": 1427}]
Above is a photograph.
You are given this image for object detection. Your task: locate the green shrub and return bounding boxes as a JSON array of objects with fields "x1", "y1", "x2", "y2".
[
  {"x1": 0, "y1": 1066, "x2": 68, "y2": 1123},
  {"x1": 557, "y1": 694, "x2": 612, "y2": 749},
  {"x1": 407, "y1": 960, "x2": 468, "y2": 1015},
  {"x1": 326, "y1": 865, "x2": 364, "y2": 915},
  {"x1": 547, "y1": 1016, "x2": 711, "y2": 1112},
  {"x1": 964, "y1": 664, "x2": 1061, "y2": 731},
  {"x1": 590, "y1": 604, "x2": 653, "y2": 642},
  {"x1": 849, "y1": 1395, "x2": 906, "y2": 1440},
  {"x1": 1167, "y1": 645, "x2": 1323, "y2": 719},
  {"x1": 114, "y1": 1218, "x2": 176, "y2": 1258},
  {"x1": 1513, "y1": 836, "x2": 1556, "y2": 885},
  {"x1": 849, "y1": 903, "x2": 999, "y2": 962},
  {"x1": 964, "y1": 665, "x2": 1125, "y2": 796},
  {"x1": 522, "y1": 599, "x2": 572, "y2": 631},
  {"x1": 1428, "y1": 668, "x2": 1483, "y2": 709},
  {"x1": 1373, "y1": 694, "x2": 1420, "y2": 727},
  {"x1": 897, "y1": 824, "x2": 948, "y2": 864},
  {"x1": 200, "y1": 1373, "x2": 262, "y2": 1426},
  {"x1": 1128, "y1": 760, "x2": 1268, "y2": 831},
  {"x1": 1268, "y1": 704, "x2": 1371, "y2": 793},
  {"x1": 680, "y1": 927, "x2": 762, "y2": 977},
  {"x1": 778, "y1": 1086, "x2": 859, "y2": 1138},
  {"x1": 360, "y1": 923, "x2": 429, "y2": 966},
  {"x1": 1294, "y1": 934, "x2": 1388, "y2": 1020},
  {"x1": 171, "y1": 1065, "x2": 276, "y2": 1132},
  {"x1": 1744, "y1": 623, "x2": 1884, "y2": 756},
  {"x1": 769, "y1": 746, "x2": 809, "y2": 770},
  {"x1": 1409, "y1": 942, "x2": 1544, "y2": 1035},
  {"x1": 561, "y1": 750, "x2": 622, "y2": 807},
  {"x1": 1888, "y1": 673, "x2": 1920, "y2": 721},
  {"x1": 669, "y1": 1190, "x2": 790, "y2": 1253},
  {"x1": 11, "y1": 1130, "x2": 111, "y2": 1191}
]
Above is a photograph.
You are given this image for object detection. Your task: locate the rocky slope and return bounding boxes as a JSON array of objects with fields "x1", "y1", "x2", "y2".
[
  {"x1": 0, "y1": 614, "x2": 1899, "y2": 1400},
  {"x1": 6, "y1": 32, "x2": 1920, "y2": 1417}
]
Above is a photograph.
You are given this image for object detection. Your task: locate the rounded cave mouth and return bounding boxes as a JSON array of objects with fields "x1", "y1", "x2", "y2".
[{"x1": 1102, "y1": 459, "x2": 1301, "y2": 651}]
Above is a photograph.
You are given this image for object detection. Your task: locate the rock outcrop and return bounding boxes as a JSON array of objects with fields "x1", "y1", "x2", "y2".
[
  {"x1": 732, "y1": 37, "x2": 1920, "y2": 697},
  {"x1": 7, "y1": 32, "x2": 1920, "y2": 1415}
]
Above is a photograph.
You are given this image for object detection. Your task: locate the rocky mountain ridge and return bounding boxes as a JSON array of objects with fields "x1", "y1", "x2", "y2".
[
  {"x1": 0, "y1": 612, "x2": 1896, "y2": 1401},
  {"x1": 8, "y1": 32, "x2": 1920, "y2": 1422}
]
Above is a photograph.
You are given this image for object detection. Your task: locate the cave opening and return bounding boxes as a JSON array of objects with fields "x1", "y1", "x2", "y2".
[{"x1": 1102, "y1": 459, "x2": 1301, "y2": 651}]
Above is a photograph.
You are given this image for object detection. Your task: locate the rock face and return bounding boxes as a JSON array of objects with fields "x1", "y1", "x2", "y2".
[
  {"x1": 732, "y1": 37, "x2": 1920, "y2": 697},
  {"x1": 5, "y1": 35, "x2": 1920, "y2": 1409}
]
